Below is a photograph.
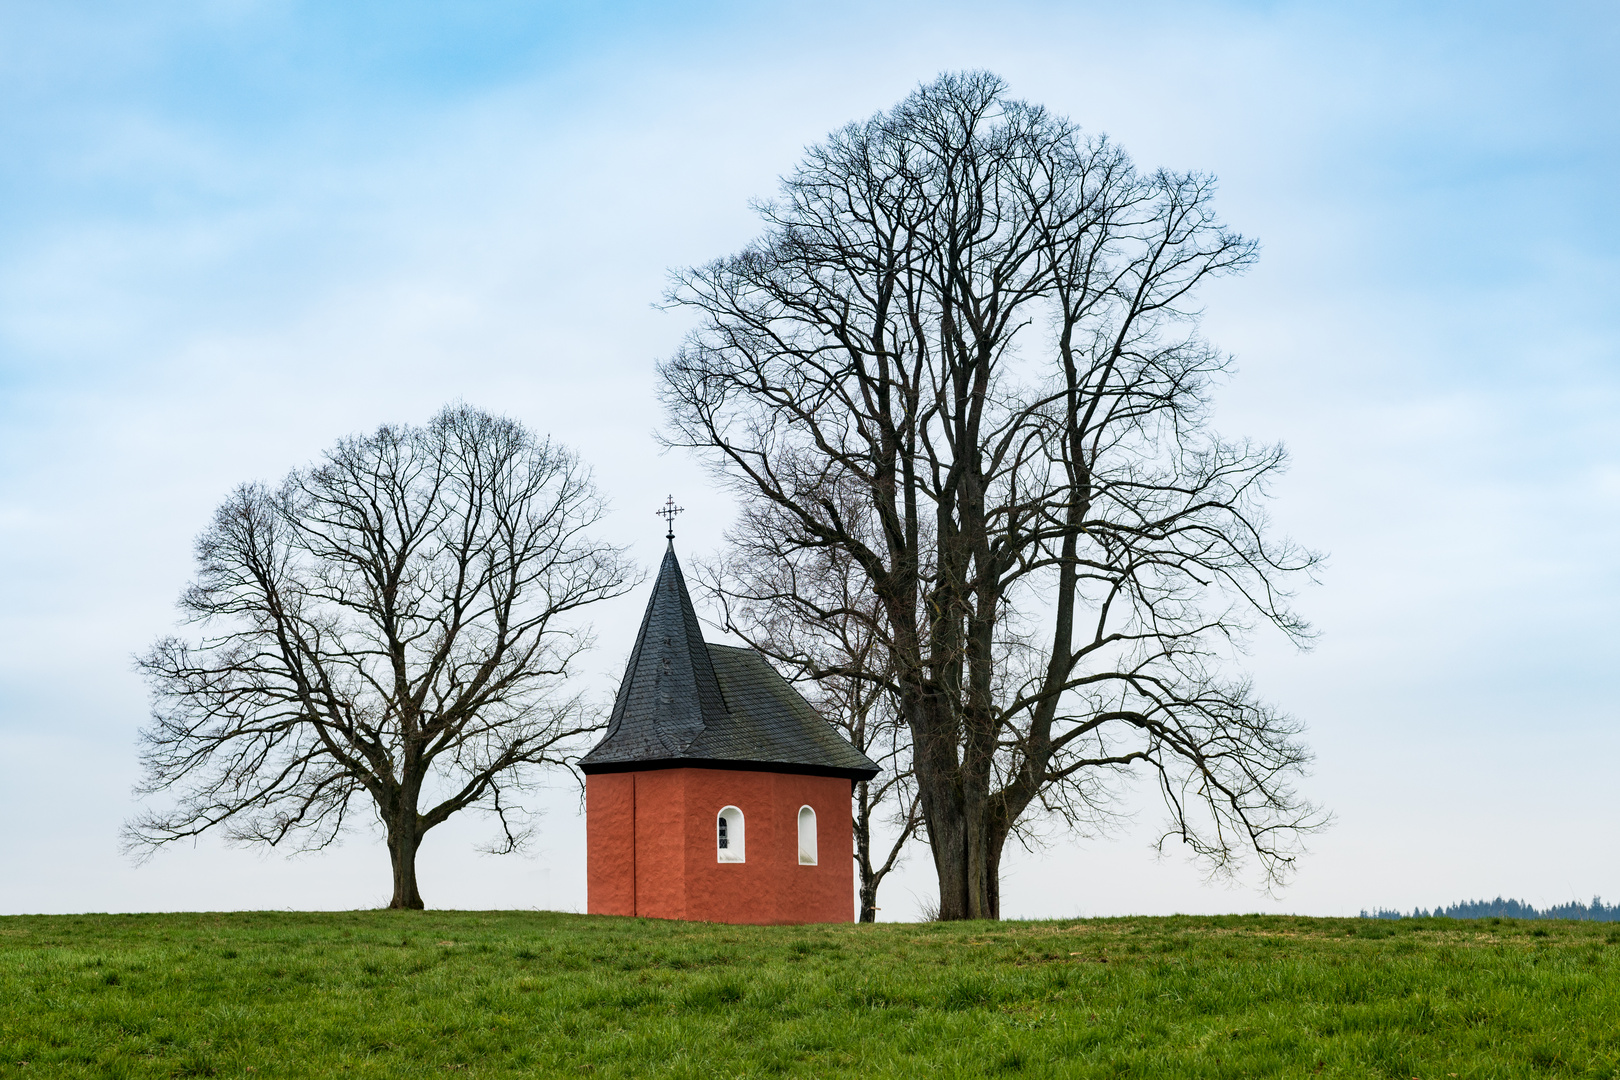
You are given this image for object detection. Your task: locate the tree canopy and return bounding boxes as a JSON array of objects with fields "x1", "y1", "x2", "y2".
[
  {"x1": 130, "y1": 405, "x2": 634, "y2": 908},
  {"x1": 661, "y1": 71, "x2": 1324, "y2": 918}
]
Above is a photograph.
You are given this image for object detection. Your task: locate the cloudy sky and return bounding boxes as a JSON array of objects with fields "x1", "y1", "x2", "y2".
[{"x1": 2, "y1": 0, "x2": 1615, "y2": 921}]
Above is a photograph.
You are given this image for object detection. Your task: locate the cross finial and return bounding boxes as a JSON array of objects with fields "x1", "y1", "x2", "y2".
[{"x1": 656, "y1": 495, "x2": 684, "y2": 541}]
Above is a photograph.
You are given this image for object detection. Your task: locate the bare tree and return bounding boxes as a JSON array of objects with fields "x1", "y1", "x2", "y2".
[
  {"x1": 699, "y1": 504, "x2": 921, "y2": 922},
  {"x1": 840, "y1": 675, "x2": 920, "y2": 923},
  {"x1": 129, "y1": 405, "x2": 635, "y2": 909},
  {"x1": 660, "y1": 72, "x2": 1325, "y2": 920}
]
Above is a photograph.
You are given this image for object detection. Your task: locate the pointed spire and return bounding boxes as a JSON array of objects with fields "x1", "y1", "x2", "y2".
[
  {"x1": 582, "y1": 543, "x2": 729, "y2": 765},
  {"x1": 581, "y1": 528, "x2": 880, "y2": 781}
]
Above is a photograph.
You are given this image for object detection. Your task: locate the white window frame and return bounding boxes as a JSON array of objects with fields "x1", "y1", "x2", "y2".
[
  {"x1": 717, "y1": 806, "x2": 745, "y2": 863},
  {"x1": 797, "y1": 805, "x2": 818, "y2": 865}
]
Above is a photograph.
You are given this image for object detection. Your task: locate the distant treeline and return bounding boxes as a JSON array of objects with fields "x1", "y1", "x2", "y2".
[{"x1": 1360, "y1": 897, "x2": 1620, "y2": 922}]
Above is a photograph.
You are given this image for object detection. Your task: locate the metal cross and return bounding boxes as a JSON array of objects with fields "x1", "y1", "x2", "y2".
[{"x1": 656, "y1": 495, "x2": 685, "y2": 540}]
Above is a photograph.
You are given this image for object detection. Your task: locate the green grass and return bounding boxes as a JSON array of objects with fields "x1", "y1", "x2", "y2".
[{"x1": 2, "y1": 911, "x2": 1618, "y2": 1078}]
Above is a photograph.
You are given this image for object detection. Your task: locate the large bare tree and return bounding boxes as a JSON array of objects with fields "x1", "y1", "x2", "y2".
[
  {"x1": 660, "y1": 72, "x2": 1324, "y2": 920},
  {"x1": 129, "y1": 405, "x2": 635, "y2": 909}
]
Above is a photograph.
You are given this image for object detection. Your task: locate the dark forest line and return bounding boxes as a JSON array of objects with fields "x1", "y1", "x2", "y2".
[{"x1": 1361, "y1": 896, "x2": 1620, "y2": 921}]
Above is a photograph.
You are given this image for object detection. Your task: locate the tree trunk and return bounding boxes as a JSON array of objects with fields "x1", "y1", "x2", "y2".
[
  {"x1": 986, "y1": 823, "x2": 1006, "y2": 921},
  {"x1": 854, "y1": 781, "x2": 877, "y2": 923},
  {"x1": 915, "y1": 756, "x2": 966, "y2": 919},
  {"x1": 924, "y1": 806, "x2": 999, "y2": 920},
  {"x1": 910, "y1": 692, "x2": 999, "y2": 921},
  {"x1": 920, "y1": 788, "x2": 990, "y2": 920},
  {"x1": 859, "y1": 878, "x2": 879, "y2": 923},
  {"x1": 388, "y1": 825, "x2": 424, "y2": 910}
]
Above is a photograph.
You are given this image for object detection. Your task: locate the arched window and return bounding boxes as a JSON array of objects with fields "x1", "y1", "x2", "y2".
[
  {"x1": 717, "y1": 806, "x2": 745, "y2": 863},
  {"x1": 797, "y1": 806, "x2": 817, "y2": 865}
]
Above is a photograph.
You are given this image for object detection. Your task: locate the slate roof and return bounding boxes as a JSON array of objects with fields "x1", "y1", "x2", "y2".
[{"x1": 580, "y1": 543, "x2": 879, "y2": 781}]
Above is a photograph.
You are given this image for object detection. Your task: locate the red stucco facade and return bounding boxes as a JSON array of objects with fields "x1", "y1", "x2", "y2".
[{"x1": 586, "y1": 767, "x2": 855, "y2": 924}]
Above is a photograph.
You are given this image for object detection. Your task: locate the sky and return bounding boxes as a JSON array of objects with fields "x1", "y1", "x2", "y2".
[{"x1": 1, "y1": 0, "x2": 1616, "y2": 921}]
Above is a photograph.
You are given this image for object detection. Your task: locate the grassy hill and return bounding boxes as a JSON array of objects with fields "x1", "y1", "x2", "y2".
[{"x1": 2, "y1": 910, "x2": 1617, "y2": 1078}]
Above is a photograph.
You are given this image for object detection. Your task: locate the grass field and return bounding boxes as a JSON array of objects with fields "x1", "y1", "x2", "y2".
[{"x1": 2, "y1": 910, "x2": 1618, "y2": 1078}]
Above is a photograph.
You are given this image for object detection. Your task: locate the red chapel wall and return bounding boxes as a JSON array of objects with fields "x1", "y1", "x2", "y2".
[{"x1": 586, "y1": 768, "x2": 854, "y2": 924}]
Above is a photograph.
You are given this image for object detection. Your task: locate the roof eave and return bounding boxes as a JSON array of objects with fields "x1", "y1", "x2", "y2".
[{"x1": 578, "y1": 756, "x2": 879, "y2": 782}]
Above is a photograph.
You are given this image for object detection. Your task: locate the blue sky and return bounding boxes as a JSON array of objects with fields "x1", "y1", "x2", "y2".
[{"x1": 2, "y1": 1, "x2": 1616, "y2": 918}]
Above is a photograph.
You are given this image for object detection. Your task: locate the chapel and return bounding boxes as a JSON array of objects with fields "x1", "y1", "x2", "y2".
[{"x1": 580, "y1": 532, "x2": 878, "y2": 924}]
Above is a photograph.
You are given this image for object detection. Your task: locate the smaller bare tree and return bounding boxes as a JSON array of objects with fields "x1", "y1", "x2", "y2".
[
  {"x1": 699, "y1": 502, "x2": 921, "y2": 922},
  {"x1": 128, "y1": 405, "x2": 635, "y2": 909},
  {"x1": 822, "y1": 654, "x2": 921, "y2": 923}
]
